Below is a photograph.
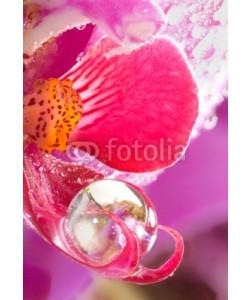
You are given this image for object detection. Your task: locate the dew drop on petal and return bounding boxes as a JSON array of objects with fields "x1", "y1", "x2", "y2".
[
  {"x1": 204, "y1": 114, "x2": 218, "y2": 130},
  {"x1": 66, "y1": 179, "x2": 158, "y2": 264},
  {"x1": 76, "y1": 51, "x2": 84, "y2": 62},
  {"x1": 32, "y1": 160, "x2": 41, "y2": 167},
  {"x1": 38, "y1": 166, "x2": 44, "y2": 172},
  {"x1": 76, "y1": 24, "x2": 86, "y2": 30}
]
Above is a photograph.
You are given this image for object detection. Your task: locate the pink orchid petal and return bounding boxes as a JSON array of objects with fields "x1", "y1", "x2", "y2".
[
  {"x1": 23, "y1": 25, "x2": 96, "y2": 93},
  {"x1": 24, "y1": 0, "x2": 166, "y2": 54},
  {"x1": 66, "y1": 36, "x2": 198, "y2": 172},
  {"x1": 70, "y1": 0, "x2": 166, "y2": 44},
  {"x1": 123, "y1": 225, "x2": 184, "y2": 284}
]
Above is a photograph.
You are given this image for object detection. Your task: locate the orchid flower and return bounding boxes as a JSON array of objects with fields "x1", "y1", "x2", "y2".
[{"x1": 23, "y1": 0, "x2": 227, "y2": 286}]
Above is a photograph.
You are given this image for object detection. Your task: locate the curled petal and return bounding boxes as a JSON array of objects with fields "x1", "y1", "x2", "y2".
[
  {"x1": 67, "y1": 37, "x2": 198, "y2": 172},
  {"x1": 123, "y1": 225, "x2": 184, "y2": 284}
]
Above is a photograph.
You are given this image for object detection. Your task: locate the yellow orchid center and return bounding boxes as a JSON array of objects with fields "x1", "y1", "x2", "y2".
[{"x1": 23, "y1": 78, "x2": 82, "y2": 153}]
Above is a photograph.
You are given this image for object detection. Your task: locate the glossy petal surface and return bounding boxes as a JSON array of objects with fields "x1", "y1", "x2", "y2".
[{"x1": 67, "y1": 37, "x2": 198, "y2": 172}]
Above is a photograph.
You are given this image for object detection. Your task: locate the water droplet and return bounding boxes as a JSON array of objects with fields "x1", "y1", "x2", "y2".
[
  {"x1": 61, "y1": 171, "x2": 67, "y2": 177},
  {"x1": 76, "y1": 177, "x2": 85, "y2": 185},
  {"x1": 66, "y1": 24, "x2": 73, "y2": 30},
  {"x1": 76, "y1": 24, "x2": 86, "y2": 30},
  {"x1": 67, "y1": 178, "x2": 75, "y2": 185},
  {"x1": 50, "y1": 169, "x2": 55, "y2": 174},
  {"x1": 76, "y1": 52, "x2": 84, "y2": 62},
  {"x1": 66, "y1": 180, "x2": 158, "y2": 263},
  {"x1": 33, "y1": 161, "x2": 41, "y2": 167},
  {"x1": 204, "y1": 114, "x2": 218, "y2": 130},
  {"x1": 67, "y1": 209, "x2": 123, "y2": 264},
  {"x1": 38, "y1": 166, "x2": 44, "y2": 172}
]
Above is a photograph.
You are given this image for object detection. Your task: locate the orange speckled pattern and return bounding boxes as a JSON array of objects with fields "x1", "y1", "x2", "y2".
[{"x1": 23, "y1": 78, "x2": 82, "y2": 153}]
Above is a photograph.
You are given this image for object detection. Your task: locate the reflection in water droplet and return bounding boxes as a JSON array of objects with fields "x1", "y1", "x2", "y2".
[
  {"x1": 68, "y1": 210, "x2": 124, "y2": 263},
  {"x1": 66, "y1": 180, "x2": 158, "y2": 264}
]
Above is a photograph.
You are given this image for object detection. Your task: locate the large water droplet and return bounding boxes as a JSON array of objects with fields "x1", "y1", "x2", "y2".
[{"x1": 66, "y1": 180, "x2": 157, "y2": 264}]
